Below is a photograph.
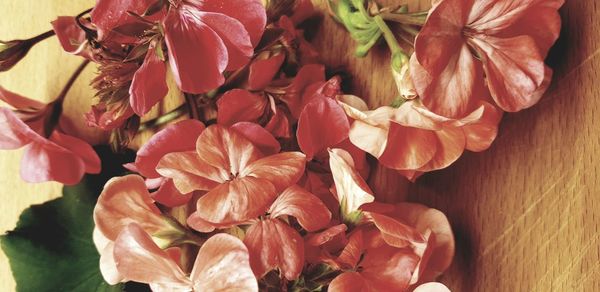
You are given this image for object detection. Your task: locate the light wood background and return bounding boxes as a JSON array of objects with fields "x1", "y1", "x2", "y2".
[{"x1": 1, "y1": 0, "x2": 598, "y2": 291}]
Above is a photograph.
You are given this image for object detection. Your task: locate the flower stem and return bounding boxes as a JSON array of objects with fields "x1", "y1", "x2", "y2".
[
  {"x1": 184, "y1": 93, "x2": 201, "y2": 120},
  {"x1": 29, "y1": 30, "x2": 56, "y2": 45},
  {"x1": 138, "y1": 104, "x2": 188, "y2": 131},
  {"x1": 373, "y1": 15, "x2": 408, "y2": 71},
  {"x1": 45, "y1": 60, "x2": 90, "y2": 137},
  {"x1": 380, "y1": 12, "x2": 427, "y2": 26}
]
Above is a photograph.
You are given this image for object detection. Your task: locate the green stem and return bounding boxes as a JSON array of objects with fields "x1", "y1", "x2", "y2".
[
  {"x1": 380, "y1": 12, "x2": 427, "y2": 26},
  {"x1": 138, "y1": 104, "x2": 188, "y2": 131},
  {"x1": 373, "y1": 15, "x2": 408, "y2": 71}
]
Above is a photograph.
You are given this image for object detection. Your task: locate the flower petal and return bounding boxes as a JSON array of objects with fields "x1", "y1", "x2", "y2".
[
  {"x1": 360, "y1": 246, "x2": 420, "y2": 291},
  {"x1": 151, "y1": 179, "x2": 193, "y2": 208},
  {"x1": 196, "y1": 125, "x2": 263, "y2": 179},
  {"x1": 195, "y1": 0, "x2": 266, "y2": 45},
  {"x1": 157, "y1": 151, "x2": 223, "y2": 194},
  {"x1": 91, "y1": 0, "x2": 156, "y2": 40},
  {"x1": 328, "y1": 148, "x2": 375, "y2": 217},
  {"x1": 164, "y1": 8, "x2": 228, "y2": 93},
  {"x1": 193, "y1": 176, "x2": 278, "y2": 226},
  {"x1": 231, "y1": 122, "x2": 281, "y2": 156},
  {"x1": 190, "y1": 233, "x2": 258, "y2": 291},
  {"x1": 414, "y1": 282, "x2": 451, "y2": 292},
  {"x1": 269, "y1": 185, "x2": 331, "y2": 232},
  {"x1": 244, "y1": 219, "x2": 304, "y2": 280},
  {"x1": 365, "y1": 212, "x2": 426, "y2": 247},
  {"x1": 216, "y1": 89, "x2": 269, "y2": 126},
  {"x1": 411, "y1": 44, "x2": 481, "y2": 118},
  {"x1": 197, "y1": 12, "x2": 254, "y2": 70},
  {"x1": 130, "y1": 45, "x2": 169, "y2": 116},
  {"x1": 471, "y1": 35, "x2": 548, "y2": 112},
  {"x1": 378, "y1": 121, "x2": 438, "y2": 171},
  {"x1": 248, "y1": 53, "x2": 285, "y2": 90},
  {"x1": 297, "y1": 97, "x2": 350, "y2": 160},
  {"x1": 51, "y1": 16, "x2": 90, "y2": 58},
  {"x1": 113, "y1": 224, "x2": 191, "y2": 290},
  {"x1": 137, "y1": 119, "x2": 205, "y2": 178},
  {"x1": 462, "y1": 101, "x2": 503, "y2": 152},
  {"x1": 0, "y1": 86, "x2": 46, "y2": 110},
  {"x1": 241, "y1": 152, "x2": 306, "y2": 192},
  {"x1": 20, "y1": 141, "x2": 86, "y2": 185},
  {"x1": 0, "y1": 107, "x2": 37, "y2": 149},
  {"x1": 329, "y1": 272, "x2": 368, "y2": 292},
  {"x1": 49, "y1": 131, "x2": 101, "y2": 174},
  {"x1": 94, "y1": 175, "x2": 170, "y2": 241}
]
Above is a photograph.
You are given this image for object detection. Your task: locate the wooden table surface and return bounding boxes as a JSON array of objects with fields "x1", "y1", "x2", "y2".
[{"x1": 1, "y1": 1, "x2": 598, "y2": 291}]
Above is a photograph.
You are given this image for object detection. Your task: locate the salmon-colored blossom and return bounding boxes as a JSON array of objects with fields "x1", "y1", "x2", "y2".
[
  {"x1": 0, "y1": 87, "x2": 100, "y2": 185},
  {"x1": 244, "y1": 185, "x2": 331, "y2": 280},
  {"x1": 93, "y1": 175, "x2": 185, "y2": 285},
  {"x1": 338, "y1": 95, "x2": 502, "y2": 180},
  {"x1": 113, "y1": 224, "x2": 258, "y2": 291},
  {"x1": 412, "y1": 0, "x2": 564, "y2": 116},
  {"x1": 157, "y1": 125, "x2": 306, "y2": 228}
]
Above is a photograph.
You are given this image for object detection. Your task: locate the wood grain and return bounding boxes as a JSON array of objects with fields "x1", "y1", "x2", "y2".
[{"x1": 1, "y1": 0, "x2": 599, "y2": 291}]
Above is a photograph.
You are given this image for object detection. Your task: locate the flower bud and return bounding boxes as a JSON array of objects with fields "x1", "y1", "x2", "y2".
[
  {"x1": 391, "y1": 52, "x2": 416, "y2": 100},
  {"x1": 0, "y1": 40, "x2": 32, "y2": 72}
]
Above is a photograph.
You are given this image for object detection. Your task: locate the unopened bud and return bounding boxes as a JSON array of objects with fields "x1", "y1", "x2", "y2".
[
  {"x1": 0, "y1": 40, "x2": 32, "y2": 72},
  {"x1": 391, "y1": 52, "x2": 416, "y2": 99}
]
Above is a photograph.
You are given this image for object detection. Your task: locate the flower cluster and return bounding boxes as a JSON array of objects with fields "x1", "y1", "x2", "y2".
[{"x1": 0, "y1": 0, "x2": 563, "y2": 291}]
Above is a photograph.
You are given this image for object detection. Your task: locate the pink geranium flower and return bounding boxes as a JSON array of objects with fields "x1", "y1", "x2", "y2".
[
  {"x1": 412, "y1": 0, "x2": 563, "y2": 117},
  {"x1": 326, "y1": 149, "x2": 455, "y2": 290},
  {"x1": 156, "y1": 125, "x2": 306, "y2": 228},
  {"x1": 337, "y1": 95, "x2": 502, "y2": 180},
  {"x1": 93, "y1": 175, "x2": 181, "y2": 284},
  {"x1": 243, "y1": 185, "x2": 331, "y2": 280},
  {"x1": 113, "y1": 224, "x2": 258, "y2": 291},
  {"x1": 0, "y1": 87, "x2": 100, "y2": 185},
  {"x1": 88, "y1": 0, "x2": 267, "y2": 116}
]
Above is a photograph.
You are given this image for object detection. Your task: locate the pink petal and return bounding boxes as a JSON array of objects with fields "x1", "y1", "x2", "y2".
[
  {"x1": 462, "y1": 101, "x2": 503, "y2": 152},
  {"x1": 282, "y1": 64, "x2": 326, "y2": 118},
  {"x1": 195, "y1": 0, "x2": 266, "y2": 45},
  {"x1": 329, "y1": 272, "x2": 368, "y2": 292},
  {"x1": 186, "y1": 212, "x2": 216, "y2": 233},
  {"x1": 130, "y1": 45, "x2": 169, "y2": 116},
  {"x1": 156, "y1": 151, "x2": 223, "y2": 194},
  {"x1": 414, "y1": 0, "x2": 468, "y2": 74},
  {"x1": 91, "y1": 0, "x2": 156, "y2": 40},
  {"x1": 136, "y1": 119, "x2": 205, "y2": 178},
  {"x1": 51, "y1": 16, "x2": 89, "y2": 58},
  {"x1": 196, "y1": 125, "x2": 263, "y2": 179},
  {"x1": 216, "y1": 89, "x2": 269, "y2": 126},
  {"x1": 231, "y1": 122, "x2": 281, "y2": 156},
  {"x1": 393, "y1": 203, "x2": 455, "y2": 282},
  {"x1": 197, "y1": 11, "x2": 254, "y2": 70},
  {"x1": 248, "y1": 53, "x2": 285, "y2": 90},
  {"x1": 360, "y1": 246, "x2": 420, "y2": 291},
  {"x1": 163, "y1": 8, "x2": 228, "y2": 93},
  {"x1": 328, "y1": 148, "x2": 375, "y2": 217},
  {"x1": 414, "y1": 282, "x2": 451, "y2": 292},
  {"x1": 379, "y1": 121, "x2": 438, "y2": 171},
  {"x1": 417, "y1": 126, "x2": 466, "y2": 172},
  {"x1": 269, "y1": 185, "x2": 331, "y2": 232},
  {"x1": 193, "y1": 176, "x2": 278, "y2": 227},
  {"x1": 471, "y1": 35, "x2": 548, "y2": 112},
  {"x1": 241, "y1": 152, "x2": 306, "y2": 192},
  {"x1": 336, "y1": 229, "x2": 365, "y2": 269},
  {"x1": 297, "y1": 97, "x2": 350, "y2": 160},
  {"x1": 151, "y1": 179, "x2": 193, "y2": 208},
  {"x1": 190, "y1": 233, "x2": 258, "y2": 291},
  {"x1": 98, "y1": 241, "x2": 124, "y2": 285},
  {"x1": 94, "y1": 175, "x2": 170, "y2": 241},
  {"x1": 113, "y1": 224, "x2": 191, "y2": 289},
  {"x1": 365, "y1": 212, "x2": 426, "y2": 248},
  {"x1": 0, "y1": 86, "x2": 46, "y2": 110},
  {"x1": 0, "y1": 107, "x2": 36, "y2": 149},
  {"x1": 20, "y1": 140, "x2": 86, "y2": 185},
  {"x1": 49, "y1": 131, "x2": 100, "y2": 174},
  {"x1": 244, "y1": 219, "x2": 304, "y2": 280},
  {"x1": 411, "y1": 44, "x2": 481, "y2": 118}
]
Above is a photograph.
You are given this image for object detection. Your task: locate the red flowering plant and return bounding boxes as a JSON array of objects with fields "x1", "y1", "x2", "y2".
[{"x1": 0, "y1": 0, "x2": 562, "y2": 291}]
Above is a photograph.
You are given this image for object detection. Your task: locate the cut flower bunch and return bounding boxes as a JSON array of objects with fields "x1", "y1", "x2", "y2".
[{"x1": 0, "y1": 0, "x2": 563, "y2": 291}]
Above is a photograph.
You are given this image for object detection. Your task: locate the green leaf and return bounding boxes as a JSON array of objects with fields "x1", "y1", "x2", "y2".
[{"x1": 0, "y1": 147, "x2": 136, "y2": 292}]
